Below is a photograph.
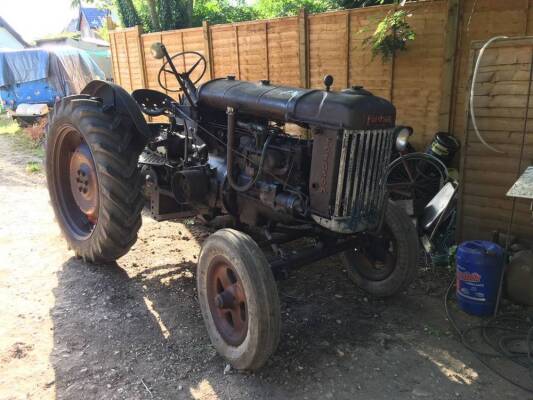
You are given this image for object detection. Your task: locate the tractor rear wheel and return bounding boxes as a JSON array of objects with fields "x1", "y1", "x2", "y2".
[
  {"x1": 342, "y1": 201, "x2": 419, "y2": 297},
  {"x1": 46, "y1": 96, "x2": 145, "y2": 263},
  {"x1": 197, "y1": 229, "x2": 281, "y2": 370}
]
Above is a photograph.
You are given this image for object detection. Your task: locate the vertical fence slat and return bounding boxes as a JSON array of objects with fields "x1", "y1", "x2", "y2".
[
  {"x1": 135, "y1": 25, "x2": 147, "y2": 89},
  {"x1": 123, "y1": 31, "x2": 132, "y2": 91},
  {"x1": 264, "y1": 22, "x2": 270, "y2": 81},
  {"x1": 344, "y1": 11, "x2": 350, "y2": 89},
  {"x1": 203, "y1": 21, "x2": 214, "y2": 80},
  {"x1": 234, "y1": 26, "x2": 241, "y2": 79},
  {"x1": 438, "y1": 0, "x2": 461, "y2": 132},
  {"x1": 109, "y1": 31, "x2": 121, "y2": 85},
  {"x1": 298, "y1": 8, "x2": 309, "y2": 88}
]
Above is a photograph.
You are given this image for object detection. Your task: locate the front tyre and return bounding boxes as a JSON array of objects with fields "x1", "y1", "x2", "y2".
[
  {"x1": 46, "y1": 96, "x2": 145, "y2": 263},
  {"x1": 342, "y1": 201, "x2": 418, "y2": 297},
  {"x1": 197, "y1": 229, "x2": 281, "y2": 370}
]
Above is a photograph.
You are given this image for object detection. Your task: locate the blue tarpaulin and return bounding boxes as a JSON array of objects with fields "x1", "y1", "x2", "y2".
[
  {"x1": 0, "y1": 48, "x2": 49, "y2": 87},
  {"x1": 0, "y1": 46, "x2": 104, "y2": 109}
]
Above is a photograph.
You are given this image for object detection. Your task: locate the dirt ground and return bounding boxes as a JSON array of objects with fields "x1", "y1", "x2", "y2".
[{"x1": 0, "y1": 131, "x2": 530, "y2": 400}]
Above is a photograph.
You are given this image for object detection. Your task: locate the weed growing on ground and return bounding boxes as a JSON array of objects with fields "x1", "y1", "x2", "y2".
[
  {"x1": 0, "y1": 114, "x2": 45, "y2": 160},
  {"x1": 25, "y1": 161, "x2": 42, "y2": 173},
  {"x1": 0, "y1": 117, "x2": 21, "y2": 135}
]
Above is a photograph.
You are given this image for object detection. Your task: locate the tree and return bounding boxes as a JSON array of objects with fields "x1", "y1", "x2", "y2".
[
  {"x1": 193, "y1": 0, "x2": 258, "y2": 26},
  {"x1": 255, "y1": 0, "x2": 333, "y2": 18},
  {"x1": 82, "y1": 0, "x2": 402, "y2": 34},
  {"x1": 158, "y1": 0, "x2": 193, "y2": 30},
  {"x1": 335, "y1": 0, "x2": 394, "y2": 9},
  {"x1": 147, "y1": 0, "x2": 161, "y2": 30},
  {"x1": 117, "y1": 0, "x2": 142, "y2": 27}
]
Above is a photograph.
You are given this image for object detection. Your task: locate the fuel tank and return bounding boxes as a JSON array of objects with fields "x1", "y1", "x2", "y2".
[{"x1": 197, "y1": 77, "x2": 396, "y2": 130}]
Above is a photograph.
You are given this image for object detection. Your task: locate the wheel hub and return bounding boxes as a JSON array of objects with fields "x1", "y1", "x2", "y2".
[
  {"x1": 68, "y1": 142, "x2": 98, "y2": 223},
  {"x1": 207, "y1": 259, "x2": 248, "y2": 346},
  {"x1": 351, "y1": 231, "x2": 397, "y2": 281}
]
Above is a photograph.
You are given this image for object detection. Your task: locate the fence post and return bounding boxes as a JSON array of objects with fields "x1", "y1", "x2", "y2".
[
  {"x1": 344, "y1": 10, "x2": 351, "y2": 89},
  {"x1": 134, "y1": 25, "x2": 147, "y2": 89},
  {"x1": 439, "y1": 0, "x2": 461, "y2": 132},
  {"x1": 202, "y1": 20, "x2": 214, "y2": 80},
  {"x1": 298, "y1": 8, "x2": 309, "y2": 88}
]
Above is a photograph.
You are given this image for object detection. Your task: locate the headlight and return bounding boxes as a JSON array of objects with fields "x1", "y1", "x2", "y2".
[{"x1": 395, "y1": 126, "x2": 413, "y2": 152}]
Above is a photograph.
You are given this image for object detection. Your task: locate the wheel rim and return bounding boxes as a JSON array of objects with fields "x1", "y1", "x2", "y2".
[
  {"x1": 53, "y1": 125, "x2": 99, "y2": 240},
  {"x1": 207, "y1": 256, "x2": 248, "y2": 346},
  {"x1": 386, "y1": 154, "x2": 447, "y2": 215},
  {"x1": 348, "y1": 229, "x2": 397, "y2": 281}
]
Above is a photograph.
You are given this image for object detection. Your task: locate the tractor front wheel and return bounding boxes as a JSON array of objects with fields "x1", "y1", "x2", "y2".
[
  {"x1": 342, "y1": 201, "x2": 419, "y2": 297},
  {"x1": 197, "y1": 229, "x2": 281, "y2": 370}
]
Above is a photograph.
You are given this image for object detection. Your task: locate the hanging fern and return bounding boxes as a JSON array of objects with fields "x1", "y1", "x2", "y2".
[{"x1": 363, "y1": 9, "x2": 415, "y2": 62}]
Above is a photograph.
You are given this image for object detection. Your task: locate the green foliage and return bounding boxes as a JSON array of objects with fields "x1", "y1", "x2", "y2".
[
  {"x1": 255, "y1": 0, "x2": 333, "y2": 18},
  {"x1": 106, "y1": 0, "x2": 412, "y2": 34},
  {"x1": 336, "y1": 0, "x2": 393, "y2": 9},
  {"x1": 0, "y1": 118, "x2": 21, "y2": 135},
  {"x1": 193, "y1": 0, "x2": 258, "y2": 25},
  {"x1": 363, "y1": 9, "x2": 415, "y2": 62},
  {"x1": 96, "y1": 24, "x2": 110, "y2": 41},
  {"x1": 117, "y1": 0, "x2": 142, "y2": 27},
  {"x1": 25, "y1": 161, "x2": 41, "y2": 174},
  {"x1": 133, "y1": 0, "x2": 155, "y2": 31},
  {"x1": 158, "y1": 0, "x2": 193, "y2": 30}
]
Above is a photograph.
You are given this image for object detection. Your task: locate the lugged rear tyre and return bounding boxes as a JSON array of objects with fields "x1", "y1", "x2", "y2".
[{"x1": 46, "y1": 96, "x2": 145, "y2": 263}]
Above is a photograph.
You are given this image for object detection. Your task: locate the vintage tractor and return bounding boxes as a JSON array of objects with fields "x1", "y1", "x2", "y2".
[{"x1": 45, "y1": 43, "x2": 418, "y2": 370}]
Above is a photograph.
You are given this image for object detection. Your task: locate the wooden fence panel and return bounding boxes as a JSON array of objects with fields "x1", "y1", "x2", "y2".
[
  {"x1": 267, "y1": 17, "x2": 300, "y2": 86},
  {"x1": 236, "y1": 23, "x2": 269, "y2": 82},
  {"x1": 393, "y1": 1, "x2": 448, "y2": 148},
  {"x1": 308, "y1": 11, "x2": 350, "y2": 91},
  {"x1": 182, "y1": 28, "x2": 208, "y2": 86},
  {"x1": 113, "y1": 31, "x2": 132, "y2": 91},
  {"x1": 210, "y1": 25, "x2": 239, "y2": 79},
  {"x1": 458, "y1": 40, "x2": 533, "y2": 243},
  {"x1": 349, "y1": 7, "x2": 392, "y2": 100},
  {"x1": 108, "y1": 32, "x2": 121, "y2": 85},
  {"x1": 451, "y1": 0, "x2": 529, "y2": 143},
  {"x1": 141, "y1": 33, "x2": 164, "y2": 91}
]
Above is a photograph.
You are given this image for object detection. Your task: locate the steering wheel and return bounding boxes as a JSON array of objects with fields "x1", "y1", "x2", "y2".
[{"x1": 157, "y1": 51, "x2": 207, "y2": 93}]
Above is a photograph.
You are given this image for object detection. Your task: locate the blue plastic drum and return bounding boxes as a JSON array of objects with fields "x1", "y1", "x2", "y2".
[{"x1": 456, "y1": 240, "x2": 505, "y2": 316}]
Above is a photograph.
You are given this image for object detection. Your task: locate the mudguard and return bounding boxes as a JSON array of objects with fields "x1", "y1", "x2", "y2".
[{"x1": 81, "y1": 80, "x2": 152, "y2": 141}]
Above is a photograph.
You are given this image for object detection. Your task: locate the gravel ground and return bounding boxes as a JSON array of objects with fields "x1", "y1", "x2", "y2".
[{"x1": 0, "y1": 131, "x2": 530, "y2": 400}]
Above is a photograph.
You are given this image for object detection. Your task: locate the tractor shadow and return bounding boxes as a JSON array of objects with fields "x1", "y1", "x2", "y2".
[{"x1": 49, "y1": 227, "x2": 523, "y2": 399}]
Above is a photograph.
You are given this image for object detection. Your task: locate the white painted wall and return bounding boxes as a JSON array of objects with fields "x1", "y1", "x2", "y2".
[{"x1": 0, "y1": 27, "x2": 24, "y2": 49}]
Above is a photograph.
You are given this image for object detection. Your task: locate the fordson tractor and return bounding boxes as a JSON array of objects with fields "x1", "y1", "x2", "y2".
[{"x1": 46, "y1": 43, "x2": 418, "y2": 370}]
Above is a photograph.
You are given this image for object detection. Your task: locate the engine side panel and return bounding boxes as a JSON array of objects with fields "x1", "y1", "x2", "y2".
[{"x1": 308, "y1": 129, "x2": 340, "y2": 217}]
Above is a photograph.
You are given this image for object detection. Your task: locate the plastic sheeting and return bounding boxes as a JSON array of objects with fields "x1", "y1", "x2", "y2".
[
  {"x1": 0, "y1": 46, "x2": 104, "y2": 98},
  {"x1": 0, "y1": 48, "x2": 49, "y2": 87}
]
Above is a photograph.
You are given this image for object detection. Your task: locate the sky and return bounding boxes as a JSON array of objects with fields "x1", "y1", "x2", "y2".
[{"x1": 2, "y1": 0, "x2": 78, "y2": 42}]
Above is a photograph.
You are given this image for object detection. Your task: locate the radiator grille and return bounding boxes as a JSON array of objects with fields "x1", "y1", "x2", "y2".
[{"x1": 333, "y1": 128, "x2": 394, "y2": 227}]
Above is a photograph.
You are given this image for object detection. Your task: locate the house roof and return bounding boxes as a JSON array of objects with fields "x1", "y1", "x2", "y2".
[
  {"x1": 64, "y1": 17, "x2": 78, "y2": 33},
  {"x1": 80, "y1": 7, "x2": 110, "y2": 30},
  {"x1": 0, "y1": 16, "x2": 29, "y2": 48}
]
